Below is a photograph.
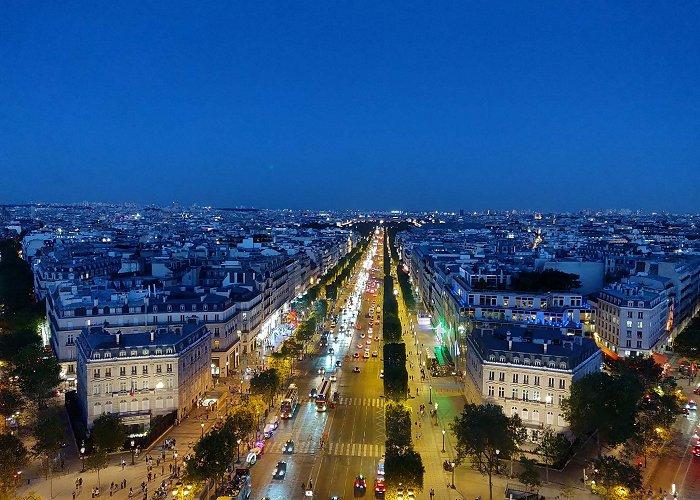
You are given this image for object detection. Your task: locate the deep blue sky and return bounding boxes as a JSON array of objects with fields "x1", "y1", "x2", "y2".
[{"x1": 1, "y1": 2, "x2": 698, "y2": 212}]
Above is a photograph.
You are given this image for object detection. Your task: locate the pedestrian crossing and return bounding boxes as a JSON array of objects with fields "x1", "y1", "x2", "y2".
[
  {"x1": 337, "y1": 397, "x2": 386, "y2": 408},
  {"x1": 265, "y1": 440, "x2": 385, "y2": 458}
]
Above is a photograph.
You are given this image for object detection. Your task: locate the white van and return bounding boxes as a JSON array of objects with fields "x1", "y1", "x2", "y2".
[{"x1": 263, "y1": 424, "x2": 274, "y2": 439}]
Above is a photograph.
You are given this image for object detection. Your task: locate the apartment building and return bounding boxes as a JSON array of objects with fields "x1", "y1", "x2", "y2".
[
  {"x1": 76, "y1": 321, "x2": 211, "y2": 431},
  {"x1": 466, "y1": 325, "x2": 601, "y2": 438},
  {"x1": 592, "y1": 283, "x2": 669, "y2": 358}
]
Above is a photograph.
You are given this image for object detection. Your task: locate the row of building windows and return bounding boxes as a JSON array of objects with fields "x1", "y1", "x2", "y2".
[
  {"x1": 487, "y1": 371, "x2": 566, "y2": 389},
  {"x1": 92, "y1": 396, "x2": 174, "y2": 415},
  {"x1": 488, "y1": 386, "x2": 566, "y2": 404},
  {"x1": 93, "y1": 364, "x2": 173, "y2": 379},
  {"x1": 92, "y1": 378, "x2": 175, "y2": 394},
  {"x1": 487, "y1": 356, "x2": 567, "y2": 370},
  {"x1": 93, "y1": 348, "x2": 174, "y2": 359}
]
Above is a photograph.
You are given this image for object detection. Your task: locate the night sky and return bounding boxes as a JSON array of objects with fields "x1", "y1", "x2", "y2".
[{"x1": 1, "y1": 2, "x2": 698, "y2": 212}]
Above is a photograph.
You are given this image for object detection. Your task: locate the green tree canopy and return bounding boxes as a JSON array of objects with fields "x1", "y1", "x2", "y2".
[
  {"x1": 0, "y1": 387, "x2": 23, "y2": 420},
  {"x1": 517, "y1": 457, "x2": 541, "y2": 492},
  {"x1": 536, "y1": 427, "x2": 571, "y2": 482},
  {"x1": 224, "y1": 406, "x2": 256, "y2": 441},
  {"x1": 91, "y1": 413, "x2": 127, "y2": 452},
  {"x1": 384, "y1": 448, "x2": 424, "y2": 492},
  {"x1": 562, "y1": 371, "x2": 642, "y2": 455},
  {"x1": 673, "y1": 316, "x2": 700, "y2": 362},
  {"x1": 608, "y1": 354, "x2": 663, "y2": 389},
  {"x1": 0, "y1": 433, "x2": 29, "y2": 497},
  {"x1": 588, "y1": 456, "x2": 642, "y2": 500},
  {"x1": 12, "y1": 346, "x2": 61, "y2": 404},
  {"x1": 33, "y1": 406, "x2": 64, "y2": 459},
  {"x1": 384, "y1": 401, "x2": 412, "y2": 452},
  {"x1": 185, "y1": 428, "x2": 233, "y2": 489},
  {"x1": 84, "y1": 448, "x2": 109, "y2": 488},
  {"x1": 451, "y1": 403, "x2": 526, "y2": 500},
  {"x1": 249, "y1": 368, "x2": 281, "y2": 406}
]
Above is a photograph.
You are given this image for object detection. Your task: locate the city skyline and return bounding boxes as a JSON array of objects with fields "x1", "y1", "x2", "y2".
[{"x1": 2, "y1": 2, "x2": 699, "y2": 212}]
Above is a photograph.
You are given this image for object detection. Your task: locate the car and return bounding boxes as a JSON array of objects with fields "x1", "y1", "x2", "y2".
[
  {"x1": 377, "y1": 458, "x2": 385, "y2": 476},
  {"x1": 353, "y1": 367, "x2": 360, "y2": 373},
  {"x1": 354, "y1": 475, "x2": 367, "y2": 493},
  {"x1": 380, "y1": 370, "x2": 384, "y2": 379},
  {"x1": 406, "y1": 488, "x2": 415, "y2": 498},
  {"x1": 694, "y1": 387, "x2": 700, "y2": 395},
  {"x1": 336, "y1": 360, "x2": 342, "y2": 367},
  {"x1": 328, "y1": 348, "x2": 335, "y2": 355},
  {"x1": 374, "y1": 478, "x2": 386, "y2": 497},
  {"x1": 310, "y1": 388, "x2": 318, "y2": 398},
  {"x1": 283, "y1": 440, "x2": 295, "y2": 454},
  {"x1": 366, "y1": 340, "x2": 372, "y2": 345},
  {"x1": 319, "y1": 367, "x2": 326, "y2": 375},
  {"x1": 360, "y1": 333, "x2": 366, "y2": 339},
  {"x1": 272, "y1": 461, "x2": 287, "y2": 479},
  {"x1": 679, "y1": 407, "x2": 690, "y2": 416},
  {"x1": 372, "y1": 351, "x2": 378, "y2": 357},
  {"x1": 356, "y1": 343, "x2": 364, "y2": 349},
  {"x1": 363, "y1": 351, "x2": 370, "y2": 358},
  {"x1": 245, "y1": 452, "x2": 258, "y2": 466},
  {"x1": 353, "y1": 352, "x2": 360, "y2": 358},
  {"x1": 396, "y1": 486, "x2": 405, "y2": 499},
  {"x1": 368, "y1": 327, "x2": 373, "y2": 334},
  {"x1": 330, "y1": 373, "x2": 337, "y2": 382},
  {"x1": 688, "y1": 400, "x2": 698, "y2": 411},
  {"x1": 367, "y1": 334, "x2": 373, "y2": 339}
]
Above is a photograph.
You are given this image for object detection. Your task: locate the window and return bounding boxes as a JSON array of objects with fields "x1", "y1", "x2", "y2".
[
  {"x1": 626, "y1": 320, "x2": 633, "y2": 328},
  {"x1": 523, "y1": 358, "x2": 531, "y2": 366},
  {"x1": 523, "y1": 375, "x2": 529, "y2": 385},
  {"x1": 105, "y1": 382, "x2": 112, "y2": 393},
  {"x1": 626, "y1": 331, "x2": 632, "y2": 338},
  {"x1": 142, "y1": 399, "x2": 150, "y2": 411},
  {"x1": 558, "y1": 394, "x2": 565, "y2": 405},
  {"x1": 105, "y1": 401, "x2": 113, "y2": 413},
  {"x1": 512, "y1": 374, "x2": 519, "y2": 384},
  {"x1": 546, "y1": 411, "x2": 554, "y2": 425},
  {"x1": 93, "y1": 402, "x2": 102, "y2": 416},
  {"x1": 120, "y1": 382, "x2": 127, "y2": 393},
  {"x1": 93, "y1": 369, "x2": 101, "y2": 379},
  {"x1": 533, "y1": 391, "x2": 540, "y2": 401},
  {"x1": 521, "y1": 408, "x2": 529, "y2": 420},
  {"x1": 120, "y1": 367, "x2": 126, "y2": 376},
  {"x1": 511, "y1": 406, "x2": 518, "y2": 417},
  {"x1": 638, "y1": 311, "x2": 644, "y2": 319},
  {"x1": 512, "y1": 388, "x2": 518, "y2": 399},
  {"x1": 627, "y1": 311, "x2": 633, "y2": 318},
  {"x1": 548, "y1": 377, "x2": 555, "y2": 388},
  {"x1": 498, "y1": 387, "x2": 505, "y2": 398},
  {"x1": 559, "y1": 379, "x2": 566, "y2": 389},
  {"x1": 93, "y1": 384, "x2": 100, "y2": 395},
  {"x1": 637, "y1": 341, "x2": 643, "y2": 349},
  {"x1": 637, "y1": 331, "x2": 643, "y2": 339},
  {"x1": 532, "y1": 410, "x2": 540, "y2": 422},
  {"x1": 499, "y1": 355, "x2": 506, "y2": 363},
  {"x1": 637, "y1": 321, "x2": 643, "y2": 329},
  {"x1": 156, "y1": 397, "x2": 164, "y2": 409},
  {"x1": 626, "y1": 340, "x2": 631, "y2": 348},
  {"x1": 488, "y1": 386, "x2": 494, "y2": 397},
  {"x1": 499, "y1": 372, "x2": 505, "y2": 382},
  {"x1": 142, "y1": 365, "x2": 148, "y2": 375},
  {"x1": 166, "y1": 379, "x2": 174, "y2": 390},
  {"x1": 534, "y1": 360, "x2": 542, "y2": 367},
  {"x1": 131, "y1": 366, "x2": 137, "y2": 375},
  {"x1": 166, "y1": 363, "x2": 173, "y2": 373},
  {"x1": 522, "y1": 390, "x2": 529, "y2": 401},
  {"x1": 513, "y1": 357, "x2": 520, "y2": 364},
  {"x1": 119, "y1": 351, "x2": 126, "y2": 357},
  {"x1": 142, "y1": 380, "x2": 149, "y2": 390},
  {"x1": 548, "y1": 361, "x2": 556, "y2": 368},
  {"x1": 534, "y1": 376, "x2": 540, "y2": 386},
  {"x1": 156, "y1": 364, "x2": 162, "y2": 374}
]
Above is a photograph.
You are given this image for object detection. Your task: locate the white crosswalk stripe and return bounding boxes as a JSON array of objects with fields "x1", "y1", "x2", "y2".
[
  {"x1": 339, "y1": 397, "x2": 385, "y2": 408},
  {"x1": 324, "y1": 442, "x2": 385, "y2": 458}
]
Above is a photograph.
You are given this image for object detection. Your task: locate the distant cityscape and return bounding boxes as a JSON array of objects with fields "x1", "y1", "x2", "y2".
[{"x1": 1, "y1": 203, "x2": 699, "y2": 500}]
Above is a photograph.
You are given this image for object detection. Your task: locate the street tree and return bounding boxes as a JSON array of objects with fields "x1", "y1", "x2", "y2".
[
  {"x1": 451, "y1": 403, "x2": 526, "y2": 500},
  {"x1": 84, "y1": 448, "x2": 109, "y2": 488},
  {"x1": 673, "y1": 316, "x2": 700, "y2": 362},
  {"x1": 33, "y1": 407, "x2": 64, "y2": 470},
  {"x1": 185, "y1": 428, "x2": 233, "y2": 491},
  {"x1": 588, "y1": 456, "x2": 642, "y2": 500},
  {"x1": 91, "y1": 413, "x2": 127, "y2": 452},
  {"x1": 562, "y1": 372, "x2": 641, "y2": 455},
  {"x1": 249, "y1": 368, "x2": 281, "y2": 406},
  {"x1": 517, "y1": 457, "x2": 541, "y2": 492},
  {"x1": 12, "y1": 346, "x2": 61, "y2": 405},
  {"x1": 608, "y1": 354, "x2": 663, "y2": 389},
  {"x1": 0, "y1": 433, "x2": 29, "y2": 498},
  {"x1": 384, "y1": 448, "x2": 424, "y2": 492},
  {"x1": 384, "y1": 401, "x2": 412, "y2": 452},
  {"x1": 224, "y1": 405, "x2": 256, "y2": 442},
  {"x1": 0, "y1": 387, "x2": 23, "y2": 425},
  {"x1": 536, "y1": 427, "x2": 571, "y2": 483}
]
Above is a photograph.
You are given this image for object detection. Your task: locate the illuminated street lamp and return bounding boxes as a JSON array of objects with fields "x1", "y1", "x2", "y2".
[
  {"x1": 442, "y1": 429, "x2": 446, "y2": 452},
  {"x1": 80, "y1": 443, "x2": 86, "y2": 472},
  {"x1": 429, "y1": 385, "x2": 432, "y2": 404},
  {"x1": 237, "y1": 438, "x2": 241, "y2": 463},
  {"x1": 200, "y1": 421, "x2": 205, "y2": 438},
  {"x1": 130, "y1": 439, "x2": 135, "y2": 465},
  {"x1": 450, "y1": 462, "x2": 456, "y2": 488}
]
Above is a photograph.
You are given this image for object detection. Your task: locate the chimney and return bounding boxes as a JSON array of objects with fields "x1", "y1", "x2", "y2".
[
  {"x1": 93, "y1": 298, "x2": 99, "y2": 307},
  {"x1": 543, "y1": 342, "x2": 548, "y2": 354},
  {"x1": 508, "y1": 339, "x2": 513, "y2": 350},
  {"x1": 150, "y1": 330, "x2": 155, "y2": 342},
  {"x1": 115, "y1": 331, "x2": 120, "y2": 345}
]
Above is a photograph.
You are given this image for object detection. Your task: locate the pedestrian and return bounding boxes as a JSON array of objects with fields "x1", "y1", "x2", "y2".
[
  {"x1": 162, "y1": 466, "x2": 165, "y2": 475},
  {"x1": 128, "y1": 488, "x2": 133, "y2": 498},
  {"x1": 73, "y1": 492, "x2": 76, "y2": 500}
]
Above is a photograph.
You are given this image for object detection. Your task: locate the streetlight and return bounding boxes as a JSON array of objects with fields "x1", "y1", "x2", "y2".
[
  {"x1": 442, "y1": 429, "x2": 446, "y2": 452},
  {"x1": 495, "y1": 449, "x2": 500, "y2": 475},
  {"x1": 174, "y1": 451, "x2": 178, "y2": 476},
  {"x1": 80, "y1": 443, "x2": 86, "y2": 472},
  {"x1": 429, "y1": 385, "x2": 432, "y2": 404},
  {"x1": 450, "y1": 462, "x2": 456, "y2": 488},
  {"x1": 130, "y1": 439, "x2": 135, "y2": 465},
  {"x1": 200, "y1": 421, "x2": 205, "y2": 438},
  {"x1": 237, "y1": 438, "x2": 241, "y2": 463}
]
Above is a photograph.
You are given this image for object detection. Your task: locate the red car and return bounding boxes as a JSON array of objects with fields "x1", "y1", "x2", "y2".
[
  {"x1": 374, "y1": 478, "x2": 386, "y2": 497},
  {"x1": 693, "y1": 445, "x2": 700, "y2": 457}
]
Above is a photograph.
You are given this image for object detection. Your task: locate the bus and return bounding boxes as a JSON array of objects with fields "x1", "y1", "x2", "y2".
[
  {"x1": 280, "y1": 384, "x2": 299, "y2": 419},
  {"x1": 315, "y1": 379, "x2": 332, "y2": 412}
]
